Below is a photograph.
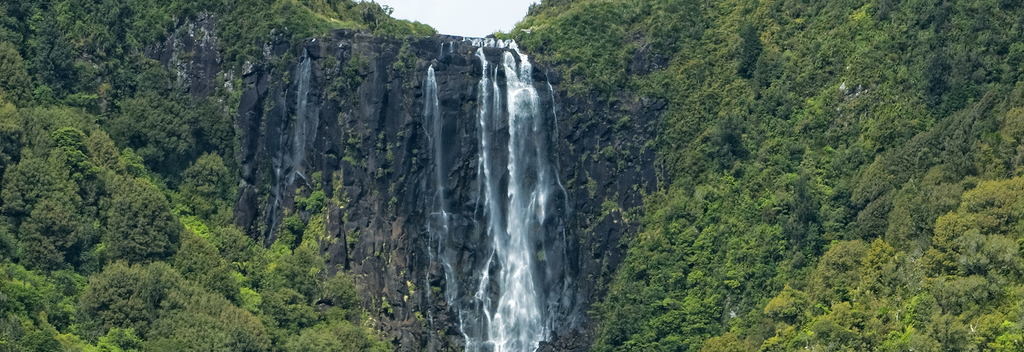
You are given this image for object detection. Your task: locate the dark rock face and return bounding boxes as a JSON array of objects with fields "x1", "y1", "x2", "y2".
[
  {"x1": 146, "y1": 13, "x2": 223, "y2": 98},
  {"x1": 157, "y1": 22, "x2": 660, "y2": 351}
]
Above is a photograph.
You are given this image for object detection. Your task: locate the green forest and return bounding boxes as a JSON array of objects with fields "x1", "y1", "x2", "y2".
[
  {"x1": 0, "y1": 0, "x2": 432, "y2": 350},
  {"x1": 3, "y1": 0, "x2": 1024, "y2": 350},
  {"x1": 513, "y1": 0, "x2": 1024, "y2": 350}
]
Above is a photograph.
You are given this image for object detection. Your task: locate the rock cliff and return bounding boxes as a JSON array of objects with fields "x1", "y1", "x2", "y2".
[{"x1": 153, "y1": 20, "x2": 661, "y2": 351}]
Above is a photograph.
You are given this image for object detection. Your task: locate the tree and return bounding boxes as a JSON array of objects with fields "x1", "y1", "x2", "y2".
[
  {"x1": 700, "y1": 333, "x2": 753, "y2": 352},
  {"x1": 0, "y1": 41, "x2": 31, "y2": 106},
  {"x1": 178, "y1": 153, "x2": 233, "y2": 219},
  {"x1": 29, "y1": 16, "x2": 77, "y2": 99},
  {"x1": 737, "y1": 22, "x2": 762, "y2": 79},
  {"x1": 80, "y1": 261, "x2": 270, "y2": 351},
  {"x1": 0, "y1": 100, "x2": 22, "y2": 178},
  {"x1": 18, "y1": 197, "x2": 89, "y2": 271},
  {"x1": 284, "y1": 321, "x2": 389, "y2": 352},
  {"x1": 107, "y1": 93, "x2": 194, "y2": 177},
  {"x1": 102, "y1": 176, "x2": 181, "y2": 264},
  {"x1": 79, "y1": 262, "x2": 177, "y2": 335},
  {"x1": 1, "y1": 149, "x2": 82, "y2": 220},
  {"x1": 172, "y1": 232, "x2": 237, "y2": 301}
]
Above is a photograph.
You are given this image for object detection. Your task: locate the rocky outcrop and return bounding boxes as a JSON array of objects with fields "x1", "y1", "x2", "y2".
[
  {"x1": 155, "y1": 20, "x2": 661, "y2": 351},
  {"x1": 146, "y1": 13, "x2": 223, "y2": 98}
]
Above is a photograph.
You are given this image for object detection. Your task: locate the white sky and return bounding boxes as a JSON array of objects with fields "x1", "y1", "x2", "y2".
[{"x1": 373, "y1": 0, "x2": 539, "y2": 37}]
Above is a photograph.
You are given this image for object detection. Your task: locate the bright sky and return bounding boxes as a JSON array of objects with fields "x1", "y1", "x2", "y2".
[{"x1": 373, "y1": 0, "x2": 539, "y2": 37}]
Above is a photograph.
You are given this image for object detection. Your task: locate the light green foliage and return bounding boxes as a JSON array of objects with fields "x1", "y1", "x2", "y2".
[
  {"x1": 511, "y1": 0, "x2": 1024, "y2": 350},
  {"x1": 79, "y1": 261, "x2": 271, "y2": 351},
  {"x1": 95, "y1": 328, "x2": 144, "y2": 352},
  {"x1": 284, "y1": 320, "x2": 390, "y2": 352}
]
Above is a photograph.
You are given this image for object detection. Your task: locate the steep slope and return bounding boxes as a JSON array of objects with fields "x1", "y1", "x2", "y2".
[
  {"x1": 229, "y1": 29, "x2": 657, "y2": 351},
  {"x1": 0, "y1": 0, "x2": 654, "y2": 351},
  {"x1": 513, "y1": 0, "x2": 1024, "y2": 350},
  {"x1": 4, "y1": 0, "x2": 1024, "y2": 351}
]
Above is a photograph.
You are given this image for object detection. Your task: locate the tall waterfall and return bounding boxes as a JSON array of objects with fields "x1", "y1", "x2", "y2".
[
  {"x1": 424, "y1": 65, "x2": 458, "y2": 305},
  {"x1": 426, "y1": 41, "x2": 568, "y2": 352},
  {"x1": 266, "y1": 50, "x2": 317, "y2": 246}
]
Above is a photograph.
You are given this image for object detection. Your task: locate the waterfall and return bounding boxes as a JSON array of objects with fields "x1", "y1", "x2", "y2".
[
  {"x1": 290, "y1": 50, "x2": 316, "y2": 185},
  {"x1": 426, "y1": 41, "x2": 566, "y2": 352},
  {"x1": 487, "y1": 47, "x2": 553, "y2": 352},
  {"x1": 424, "y1": 65, "x2": 458, "y2": 304},
  {"x1": 265, "y1": 49, "x2": 317, "y2": 246}
]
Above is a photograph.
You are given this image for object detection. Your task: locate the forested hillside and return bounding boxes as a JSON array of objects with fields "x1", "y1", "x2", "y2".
[
  {"x1": 0, "y1": 0, "x2": 431, "y2": 350},
  {"x1": 4, "y1": 0, "x2": 1024, "y2": 350},
  {"x1": 513, "y1": 0, "x2": 1024, "y2": 350}
]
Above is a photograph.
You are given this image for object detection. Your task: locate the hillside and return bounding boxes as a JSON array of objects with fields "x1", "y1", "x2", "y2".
[
  {"x1": 0, "y1": 0, "x2": 429, "y2": 350},
  {"x1": 512, "y1": 0, "x2": 1024, "y2": 350},
  {"x1": 1, "y1": 0, "x2": 1024, "y2": 351}
]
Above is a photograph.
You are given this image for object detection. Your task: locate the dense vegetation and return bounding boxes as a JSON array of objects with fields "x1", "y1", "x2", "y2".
[
  {"x1": 5, "y1": 0, "x2": 1024, "y2": 350},
  {"x1": 0, "y1": 0, "x2": 432, "y2": 350},
  {"x1": 515, "y1": 0, "x2": 1024, "y2": 350}
]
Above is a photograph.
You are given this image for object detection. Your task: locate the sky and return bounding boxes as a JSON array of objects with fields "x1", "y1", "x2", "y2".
[{"x1": 373, "y1": 0, "x2": 540, "y2": 37}]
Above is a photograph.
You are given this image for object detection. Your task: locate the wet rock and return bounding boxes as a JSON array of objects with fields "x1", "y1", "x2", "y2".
[{"x1": 155, "y1": 20, "x2": 664, "y2": 351}]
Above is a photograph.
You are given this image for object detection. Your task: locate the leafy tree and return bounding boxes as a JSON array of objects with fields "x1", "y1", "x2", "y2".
[
  {"x1": 96, "y1": 328, "x2": 144, "y2": 352},
  {"x1": 107, "y1": 93, "x2": 193, "y2": 177},
  {"x1": 172, "y1": 232, "x2": 237, "y2": 301},
  {"x1": 80, "y1": 261, "x2": 270, "y2": 350},
  {"x1": 1, "y1": 149, "x2": 83, "y2": 226},
  {"x1": 101, "y1": 176, "x2": 181, "y2": 264},
  {"x1": 178, "y1": 152, "x2": 234, "y2": 220},
  {"x1": 29, "y1": 16, "x2": 76, "y2": 99},
  {"x1": 736, "y1": 22, "x2": 762, "y2": 80},
  {"x1": 79, "y1": 262, "x2": 179, "y2": 335},
  {"x1": 0, "y1": 41, "x2": 31, "y2": 106},
  {"x1": 18, "y1": 197, "x2": 90, "y2": 271},
  {"x1": 0, "y1": 100, "x2": 22, "y2": 178},
  {"x1": 699, "y1": 333, "x2": 752, "y2": 352},
  {"x1": 284, "y1": 321, "x2": 389, "y2": 352}
]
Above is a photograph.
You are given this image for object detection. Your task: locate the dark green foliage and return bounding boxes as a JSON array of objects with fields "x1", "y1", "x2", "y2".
[
  {"x1": 520, "y1": 0, "x2": 1024, "y2": 350},
  {"x1": 0, "y1": 0, "x2": 398, "y2": 350},
  {"x1": 736, "y1": 22, "x2": 762, "y2": 79},
  {"x1": 102, "y1": 176, "x2": 181, "y2": 264},
  {"x1": 0, "y1": 41, "x2": 31, "y2": 106},
  {"x1": 178, "y1": 153, "x2": 234, "y2": 219},
  {"x1": 173, "y1": 232, "x2": 238, "y2": 301},
  {"x1": 107, "y1": 92, "x2": 194, "y2": 177},
  {"x1": 18, "y1": 197, "x2": 90, "y2": 271},
  {"x1": 29, "y1": 16, "x2": 76, "y2": 99},
  {"x1": 1, "y1": 150, "x2": 81, "y2": 219},
  {"x1": 320, "y1": 272, "x2": 360, "y2": 318},
  {"x1": 0, "y1": 101, "x2": 22, "y2": 180}
]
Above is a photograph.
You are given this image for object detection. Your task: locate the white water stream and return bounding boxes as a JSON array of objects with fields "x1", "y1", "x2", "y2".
[{"x1": 425, "y1": 41, "x2": 565, "y2": 352}]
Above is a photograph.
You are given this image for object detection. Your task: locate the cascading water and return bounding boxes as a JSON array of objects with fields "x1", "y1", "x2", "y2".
[
  {"x1": 265, "y1": 49, "x2": 318, "y2": 246},
  {"x1": 290, "y1": 50, "x2": 316, "y2": 185},
  {"x1": 489, "y1": 47, "x2": 551, "y2": 352},
  {"x1": 423, "y1": 65, "x2": 458, "y2": 305},
  {"x1": 425, "y1": 40, "x2": 568, "y2": 352}
]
